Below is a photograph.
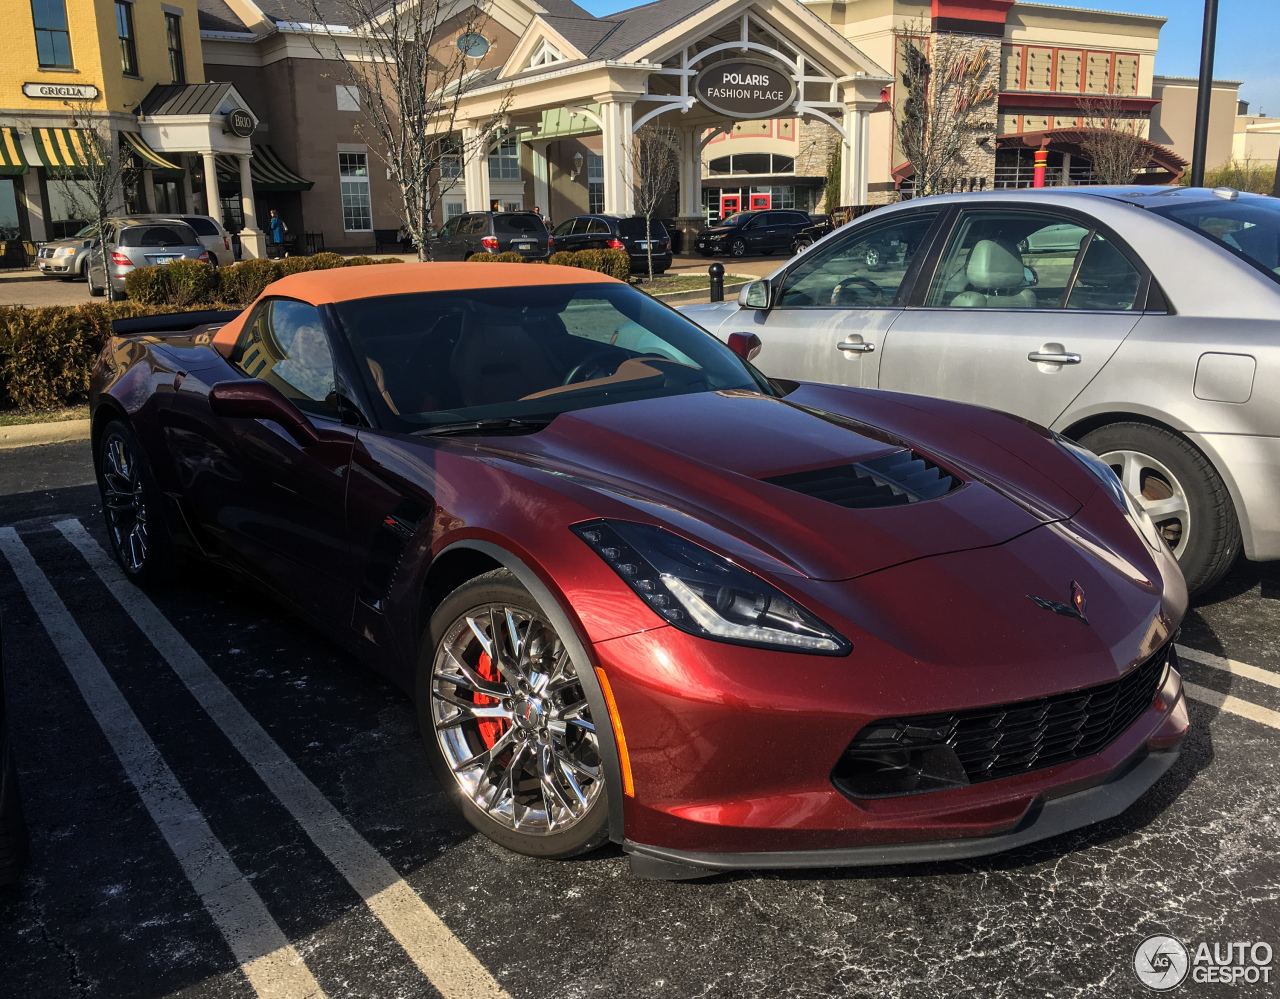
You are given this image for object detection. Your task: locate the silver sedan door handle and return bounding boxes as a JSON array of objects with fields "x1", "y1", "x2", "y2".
[
  {"x1": 1028, "y1": 351, "x2": 1081, "y2": 364},
  {"x1": 837, "y1": 339, "x2": 875, "y2": 353}
]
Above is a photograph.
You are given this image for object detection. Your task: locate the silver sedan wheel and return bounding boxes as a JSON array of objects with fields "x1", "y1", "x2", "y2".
[
  {"x1": 102, "y1": 435, "x2": 149, "y2": 572},
  {"x1": 431, "y1": 604, "x2": 602, "y2": 835},
  {"x1": 1100, "y1": 448, "x2": 1191, "y2": 557}
]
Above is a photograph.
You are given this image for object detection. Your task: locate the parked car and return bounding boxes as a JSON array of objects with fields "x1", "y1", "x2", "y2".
[
  {"x1": 36, "y1": 223, "x2": 99, "y2": 280},
  {"x1": 681, "y1": 186, "x2": 1280, "y2": 595},
  {"x1": 89, "y1": 261, "x2": 1187, "y2": 877},
  {"x1": 426, "y1": 211, "x2": 550, "y2": 261},
  {"x1": 146, "y1": 214, "x2": 234, "y2": 267},
  {"x1": 550, "y1": 214, "x2": 672, "y2": 274},
  {"x1": 0, "y1": 617, "x2": 28, "y2": 886},
  {"x1": 694, "y1": 209, "x2": 816, "y2": 257},
  {"x1": 792, "y1": 214, "x2": 836, "y2": 254},
  {"x1": 87, "y1": 219, "x2": 210, "y2": 298}
]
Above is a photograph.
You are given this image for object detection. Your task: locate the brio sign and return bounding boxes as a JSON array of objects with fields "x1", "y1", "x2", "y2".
[{"x1": 695, "y1": 61, "x2": 795, "y2": 118}]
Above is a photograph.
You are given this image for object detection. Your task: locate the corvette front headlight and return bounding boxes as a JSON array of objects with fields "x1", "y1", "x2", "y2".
[
  {"x1": 572, "y1": 520, "x2": 851, "y2": 655},
  {"x1": 1055, "y1": 434, "x2": 1165, "y2": 551}
]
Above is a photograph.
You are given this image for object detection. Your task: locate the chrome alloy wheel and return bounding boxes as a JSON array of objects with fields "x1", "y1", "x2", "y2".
[
  {"x1": 1100, "y1": 448, "x2": 1191, "y2": 557},
  {"x1": 102, "y1": 434, "x2": 149, "y2": 572},
  {"x1": 431, "y1": 605, "x2": 602, "y2": 835}
]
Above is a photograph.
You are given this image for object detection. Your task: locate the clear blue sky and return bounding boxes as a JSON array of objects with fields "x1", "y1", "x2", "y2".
[{"x1": 577, "y1": 0, "x2": 1280, "y2": 115}]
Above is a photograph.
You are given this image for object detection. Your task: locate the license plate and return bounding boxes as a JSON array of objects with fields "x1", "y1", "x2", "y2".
[
  {"x1": 637, "y1": 241, "x2": 650, "y2": 249},
  {"x1": 150, "y1": 255, "x2": 180, "y2": 265},
  {"x1": 514, "y1": 243, "x2": 533, "y2": 251}
]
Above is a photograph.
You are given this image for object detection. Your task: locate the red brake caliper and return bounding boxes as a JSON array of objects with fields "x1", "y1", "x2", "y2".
[{"x1": 473, "y1": 652, "x2": 508, "y2": 749}]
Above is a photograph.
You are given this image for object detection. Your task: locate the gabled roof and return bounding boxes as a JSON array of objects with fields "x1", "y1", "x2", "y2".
[
  {"x1": 197, "y1": 0, "x2": 252, "y2": 31},
  {"x1": 141, "y1": 83, "x2": 240, "y2": 116}
]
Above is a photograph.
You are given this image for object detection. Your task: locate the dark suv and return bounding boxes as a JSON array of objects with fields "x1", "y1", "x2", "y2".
[
  {"x1": 427, "y1": 211, "x2": 550, "y2": 261},
  {"x1": 695, "y1": 209, "x2": 815, "y2": 257},
  {"x1": 550, "y1": 215, "x2": 672, "y2": 274}
]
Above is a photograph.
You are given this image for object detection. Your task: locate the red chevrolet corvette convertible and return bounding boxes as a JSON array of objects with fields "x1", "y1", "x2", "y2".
[{"x1": 89, "y1": 263, "x2": 1188, "y2": 878}]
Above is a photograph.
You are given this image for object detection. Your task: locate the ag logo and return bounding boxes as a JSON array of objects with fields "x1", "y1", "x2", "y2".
[{"x1": 1134, "y1": 935, "x2": 1190, "y2": 991}]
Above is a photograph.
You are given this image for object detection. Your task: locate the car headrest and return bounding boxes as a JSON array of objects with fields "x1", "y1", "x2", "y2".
[{"x1": 966, "y1": 239, "x2": 1026, "y2": 291}]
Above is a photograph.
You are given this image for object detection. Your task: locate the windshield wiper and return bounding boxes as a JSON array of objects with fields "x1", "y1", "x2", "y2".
[{"x1": 413, "y1": 417, "x2": 554, "y2": 438}]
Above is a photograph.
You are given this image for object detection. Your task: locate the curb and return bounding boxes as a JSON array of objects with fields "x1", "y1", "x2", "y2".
[
  {"x1": 656, "y1": 281, "x2": 750, "y2": 305},
  {"x1": 0, "y1": 419, "x2": 91, "y2": 450}
]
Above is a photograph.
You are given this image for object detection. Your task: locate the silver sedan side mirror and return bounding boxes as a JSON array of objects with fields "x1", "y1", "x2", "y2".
[{"x1": 739, "y1": 280, "x2": 770, "y2": 310}]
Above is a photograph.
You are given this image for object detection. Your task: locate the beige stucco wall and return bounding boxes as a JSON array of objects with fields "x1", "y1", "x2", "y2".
[
  {"x1": 1233, "y1": 117, "x2": 1280, "y2": 166},
  {"x1": 1149, "y1": 77, "x2": 1240, "y2": 167}
]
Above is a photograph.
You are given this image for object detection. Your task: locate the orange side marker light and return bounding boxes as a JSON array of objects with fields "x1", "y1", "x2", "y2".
[{"x1": 594, "y1": 667, "x2": 635, "y2": 797}]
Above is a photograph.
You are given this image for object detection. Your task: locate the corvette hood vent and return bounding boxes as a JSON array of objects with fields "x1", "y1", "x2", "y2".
[{"x1": 763, "y1": 449, "x2": 958, "y2": 509}]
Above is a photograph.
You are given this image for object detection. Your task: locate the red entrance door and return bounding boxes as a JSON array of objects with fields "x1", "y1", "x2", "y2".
[
  {"x1": 720, "y1": 194, "x2": 741, "y2": 217},
  {"x1": 750, "y1": 193, "x2": 771, "y2": 211}
]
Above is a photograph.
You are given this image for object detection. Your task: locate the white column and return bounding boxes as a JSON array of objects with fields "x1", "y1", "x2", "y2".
[
  {"x1": 180, "y1": 156, "x2": 195, "y2": 213},
  {"x1": 620, "y1": 101, "x2": 635, "y2": 215},
  {"x1": 201, "y1": 151, "x2": 221, "y2": 221},
  {"x1": 461, "y1": 125, "x2": 491, "y2": 212},
  {"x1": 237, "y1": 153, "x2": 266, "y2": 259},
  {"x1": 840, "y1": 107, "x2": 856, "y2": 208},
  {"x1": 678, "y1": 125, "x2": 701, "y2": 218},
  {"x1": 600, "y1": 101, "x2": 622, "y2": 214},
  {"x1": 856, "y1": 108, "x2": 870, "y2": 206},
  {"x1": 531, "y1": 139, "x2": 550, "y2": 216}
]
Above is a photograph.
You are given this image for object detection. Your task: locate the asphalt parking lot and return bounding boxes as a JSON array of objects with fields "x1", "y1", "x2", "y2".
[{"x1": 0, "y1": 440, "x2": 1277, "y2": 998}]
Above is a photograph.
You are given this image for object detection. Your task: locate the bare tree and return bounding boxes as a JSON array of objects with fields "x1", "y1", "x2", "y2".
[
  {"x1": 893, "y1": 27, "x2": 997, "y2": 197},
  {"x1": 296, "y1": 0, "x2": 511, "y2": 260},
  {"x1": 1076, "y1": 95, "x2": 1151, "y2": 185},
  {"x1": 628, "y1": 122, "x2": 679, "y2": 282},
  {"x1": 54, "y1": 102, "x2": 135, "y2": 301}
]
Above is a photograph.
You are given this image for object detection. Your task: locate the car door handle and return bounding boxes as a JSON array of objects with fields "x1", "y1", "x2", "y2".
[
  {"x1": 1028, "y1": 351, "x2": 1081, "y2": 364},
  {"x1": 837, "y1": 339, "x2": 875, "y2": 353}
]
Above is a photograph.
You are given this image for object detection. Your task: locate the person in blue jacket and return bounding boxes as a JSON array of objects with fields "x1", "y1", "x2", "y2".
[{"x1": 269, "y1": 209, "x2": 287, "y2": 257}]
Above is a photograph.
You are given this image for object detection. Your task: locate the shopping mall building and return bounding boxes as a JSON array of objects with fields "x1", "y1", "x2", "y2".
[{"x1": 1, "y1": 0, "x2": 1245, "y2": 254}]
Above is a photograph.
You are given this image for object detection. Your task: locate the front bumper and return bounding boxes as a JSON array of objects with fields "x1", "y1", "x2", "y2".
[{"x1": 38, "y1": 259, "x2": 73, "y2": 274}]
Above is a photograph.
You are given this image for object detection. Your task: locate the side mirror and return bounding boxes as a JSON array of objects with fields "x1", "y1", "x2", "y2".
[
  {"x1": 209, "y1": 380, "x2": 319, "y2": 446},
  {"x1": 738, "y1": 280, "x2": 771, "y2": 310},
  {"x1": 429, "y1": 229, "x2": 439, "y2": 238},
  {"x1": 727, "y1": 332, "x2": 763, "y2": 362}
]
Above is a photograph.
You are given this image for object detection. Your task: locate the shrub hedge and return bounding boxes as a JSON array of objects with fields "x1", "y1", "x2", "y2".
[
  {"x1": 123, "y1": 252, "x2": 404, "y2": 308},
  {"x1": 474, "y1": 248, "x2": 629, "y2": 279},
  {"x1": 2, "y1": 254, "x2": 408, "y2": 412}
]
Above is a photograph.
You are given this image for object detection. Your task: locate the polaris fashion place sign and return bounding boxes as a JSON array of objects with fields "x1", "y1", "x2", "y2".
[{"x1": 695, "y1": 61, "x2": 795, "y2": 118}]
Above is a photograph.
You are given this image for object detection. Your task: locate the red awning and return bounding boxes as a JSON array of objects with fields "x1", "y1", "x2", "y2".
[
  {"x1": 998, "y1": 92, "x2": 1161, "y2": 114},
  {"x1": 997, "y1": 128, "x2": 1187, "y2": 182}
]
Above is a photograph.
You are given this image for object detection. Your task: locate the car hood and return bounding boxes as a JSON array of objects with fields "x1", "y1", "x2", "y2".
[
  {"x1": 697, "y1": 227, "x2": 738, "y2": 238},
  {"x1": 472, "y1": 389, "x2": 1087, "y2": 582}
]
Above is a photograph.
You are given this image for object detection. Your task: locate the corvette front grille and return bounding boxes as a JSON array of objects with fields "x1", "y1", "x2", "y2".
[
  {"x1": 764, "y1": 449, "x2": 958, "y2": 509},
  {"x1": 833, "y1": 642, "x2": 1172, "y2": 797}
]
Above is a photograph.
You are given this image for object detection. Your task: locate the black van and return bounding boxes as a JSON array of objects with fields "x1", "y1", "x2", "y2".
[
  {"x1": 426, "y1": 211, "x2": 551, "y2": 261},
  {"x1": 550, "y1": 215, "x2": 672, "y2": 274}
]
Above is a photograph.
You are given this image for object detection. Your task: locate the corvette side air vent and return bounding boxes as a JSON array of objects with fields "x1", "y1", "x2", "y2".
[{"x1": 763, "y1": 449, "x2": 958, "y2": 509}]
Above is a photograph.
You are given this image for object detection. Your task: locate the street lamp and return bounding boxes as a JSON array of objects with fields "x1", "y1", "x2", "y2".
[{"x1": 1190, "y1": 0, "x2": 1220, "y2": 188}]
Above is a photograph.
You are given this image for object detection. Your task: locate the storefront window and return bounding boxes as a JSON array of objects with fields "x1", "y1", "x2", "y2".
[
  {"x1": 488, "y1": 135, "x2": 520, "y2": 181},
  {"x1": 46, "y1": 178, "x2": 94, "y2": 234},
  {"x1": 587, "y1": 154, "x2": 603, "y2": 214},
  {"x1": 339, "y1": 152, "x2": 372, "y2": 231},
  {"x1": 752, "y1": 186, "x2": 796, "y2": 209},
  {"x1": 31, "y1": 0, "x2": 73, "y2": 68},
  {"x1": 116, "y1": 1, "x2": 138, "y2": 76},
  {"x1": 0, "y1": 179, "x2": 21, "y2": 239},
  {"x1": 166, "y1": 12, "x2": 185, "y2": 84}
]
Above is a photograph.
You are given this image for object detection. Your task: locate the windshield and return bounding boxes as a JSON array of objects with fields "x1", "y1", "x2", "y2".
[
  {"x1": 719, "y1": 213, "x2": 756, "y2": 228},
  {"x1": 74, "y1": 224, "x2": 98, "y2": 238},
  {"x1": 617, "y1": 217, "x2": 667, "y2": 238},
  {"x1": 1150, "y1": 196, "x2": 1280, "y2": 284},
  {"x1": 494, "y1": 214, "x2": 546, "y2": 235},
  {"x1": 334, "y1": 283, "x2": 770, "y2": 433}
]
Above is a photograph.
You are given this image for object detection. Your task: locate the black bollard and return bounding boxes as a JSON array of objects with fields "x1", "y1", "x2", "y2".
[{"x1": 709, "y1": 262, "x2": 724, "y2": 302}]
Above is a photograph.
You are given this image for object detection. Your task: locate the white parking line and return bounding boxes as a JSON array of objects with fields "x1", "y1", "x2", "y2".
[
  {"x1": 1183, "y1": 682, "x2": 1280, "y2": 731},
  {"x1": 1177, "y1": 644, "x2": 1280, "y2": 691},
  {"x1": 0, "y1": 527, "x2": 327, "y2": 999},
  {"x1": 57, "y1": 520, "x2": 512, "y2": 999}
]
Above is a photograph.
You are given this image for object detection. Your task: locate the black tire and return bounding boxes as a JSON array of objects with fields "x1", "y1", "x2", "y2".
[
  {"x1": 0, "y1": 712, "x2": 28, "y2": 886},
  {"x1": 417, "y1": 569, "x2": 609, "y2": 859},
  {"x1": 792, "y1": 239, "x2": 812, "y2": 255},
  {"x1": 96, "y1": 420, "x2": 177, "y2": 587},
  {"x1": 1078, "y1": 422, "x2": 1241, "y2": 596},
  {"x1": 730, "y1": 238, "x2": 748, "y2": 257},
  {"x1": 87, "y1": 271, "x2": 105, "y2": 297}
]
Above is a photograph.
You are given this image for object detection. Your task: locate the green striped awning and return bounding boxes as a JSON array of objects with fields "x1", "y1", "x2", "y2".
[
  {"x1": 121, "y1": 131, "x2": 181, "y2": 171},
  {"x1": 215, "y1": 145, "x2": 314, "y2": 192},
  {"x1": 33, "y1": 127, "x2": 105, "y2": 175},
  {"x1": 0, "y1": 128, "x2": 30, "y2": 176}
]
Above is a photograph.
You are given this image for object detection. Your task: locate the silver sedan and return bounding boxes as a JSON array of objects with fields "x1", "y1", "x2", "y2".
[
  {"x1": 86, "y1": 219, "x2": 210, "y2": 298},
  {"x1": 682, "y1": 186, "x2": 1280, "y2": 595}
]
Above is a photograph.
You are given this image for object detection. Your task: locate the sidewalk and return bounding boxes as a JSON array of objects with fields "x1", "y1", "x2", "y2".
[{"x1": 0, "y1": 269, "x2": 93, "y2": 308}]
